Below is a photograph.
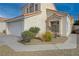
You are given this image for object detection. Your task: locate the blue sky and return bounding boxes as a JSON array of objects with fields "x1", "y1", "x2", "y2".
[
  {"x1": 0, "y1": 3, "x2": 78, "y2": 21},
  {"x1": 55, "y1": 3, "x2": 79, "y2": 21},
  {"x1": 0, "y1": 3, "x2": 25, "y2": 18}
]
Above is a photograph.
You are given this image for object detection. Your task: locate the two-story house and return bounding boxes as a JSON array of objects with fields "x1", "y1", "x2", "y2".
[{"x1": 4, "y1": 3, "x2": 73, "y2": 37}]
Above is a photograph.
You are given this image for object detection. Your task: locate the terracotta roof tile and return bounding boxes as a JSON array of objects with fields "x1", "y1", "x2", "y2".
[
  {"x1": 47, "y1": 9, "x2": 67, "y2": 16},
  {"x1": 0, "y1": 17, "x2": 8, "y2": 22},
  {"x1": 5, "y1": 11, "x2": 41, "y2": 22},
  {"x1": 23, "y1": 11, "x2": 41, "y2": 16}
]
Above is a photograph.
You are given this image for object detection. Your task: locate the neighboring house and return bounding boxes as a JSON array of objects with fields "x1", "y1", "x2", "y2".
[
  {"x1": 4, "y1": 3, "x2": 73, "y2": 37},
  {"x1": 0, "y1": 17, "x2": 7, "y2": 33}
]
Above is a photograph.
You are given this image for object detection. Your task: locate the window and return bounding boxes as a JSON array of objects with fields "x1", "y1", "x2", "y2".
[
  {"x1": 25, "y1": 4, "x2": 29, "y2": 14},
  {"x1": 29, "y1": 3, "x2": 34, "y2": 13},
  {"x1": 50, "y1": 21, "x2": 59, "y2": 32},
  {"x1": 26, "y1": 8, "x2": 29, "y2": 13},
  {"x1": 35, "y1": 4, "x2": 38, "y2": 11},
  {"x1": 35, "y1": 4, "x2": 40, "y2": 11},
  {"x1": 25, "y1": 3, "x2": 40, "y2": 14}
]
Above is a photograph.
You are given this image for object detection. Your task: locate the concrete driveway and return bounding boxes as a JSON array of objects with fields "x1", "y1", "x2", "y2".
[{"x1": 0, "y1": 34, "x2": 77, "y2": 51}]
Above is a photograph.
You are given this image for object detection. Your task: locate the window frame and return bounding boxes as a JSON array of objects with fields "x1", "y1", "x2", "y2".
[{"x1": 25, "y1": 3, "x2": 40, "y2": 14}]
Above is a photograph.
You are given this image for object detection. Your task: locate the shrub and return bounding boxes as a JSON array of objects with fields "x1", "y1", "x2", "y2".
[
  {"x1": 21, "y1": 27, "x2": 40, "y2": 43},
  {"x1": 29, "y1": 27, "x2": 40, "y2": 34},
  {"x1": 21, "y1": 31, "x2": 34, "y2": 42},
  {"x1": 43, "y1": 32, "x2": 52, "y2": 42}
]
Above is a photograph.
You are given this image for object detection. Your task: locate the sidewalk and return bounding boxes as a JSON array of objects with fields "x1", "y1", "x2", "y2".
[{"x1": 0, "y1": 34, "x2": 77, "y2": 51}]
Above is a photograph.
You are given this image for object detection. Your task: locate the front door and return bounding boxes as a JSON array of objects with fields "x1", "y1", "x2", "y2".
[{"x1": 50, "y1": 21, "x2": 59, "y2": 33}]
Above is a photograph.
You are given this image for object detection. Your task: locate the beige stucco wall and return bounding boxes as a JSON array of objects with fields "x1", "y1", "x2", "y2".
[
  {"x1": 66, "y1": 16, "x2": 72, "y2": 36},
  {"x1": 40, "y1": 3, "x2": 56, "y2": 11},
  {"x1": 60, "y1": 16, "x2": 67, "y2": 36},
  {"x1": 24, "y1": 12, "x2": 46, "y2": 37},
  {"x1": 61, "y1": 16, "x2": 72, "y2": 37}
]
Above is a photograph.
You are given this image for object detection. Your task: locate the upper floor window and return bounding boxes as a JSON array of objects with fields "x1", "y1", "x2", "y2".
[
  {"x1": 29, "y1": 3, "x2": 34, "y2": 13},
  {"x1": 35, "y1": 4, "x2": 39, "y2": 11},
  {"x1": 25, "y1": 3, "x2": 40, "y2": 14},
  {"x1": 26, "y1": 8, "x2": 29, "y2": 13}
]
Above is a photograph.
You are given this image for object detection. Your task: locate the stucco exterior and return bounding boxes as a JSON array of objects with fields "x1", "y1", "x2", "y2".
[
  {"x1": 24, "y1": 12, "x2": 46, "y2": 37},
  {"x1": 60, "y1": 16, "x2": 69, "y2": 36},
  {"x1": 60, "y1": 15, "x2": 73, "y2": 37}
]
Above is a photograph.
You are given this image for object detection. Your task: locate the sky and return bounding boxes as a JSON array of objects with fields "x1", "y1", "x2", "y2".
[
  {"x1": 55, "y1": 3, "x2": 79, "y2": 21},
  {"x1": 0, "y1": 3, "x2": 79, "y2": 21},
  {"x1": 0, "y1": 3, "x2": 25, "y2": 18}
]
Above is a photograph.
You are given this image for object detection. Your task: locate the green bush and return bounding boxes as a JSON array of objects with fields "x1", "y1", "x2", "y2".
[
  {"x1": 29, "y1": 27, "x2": 40, "y2": 33},
  {"x1": 21, "y1": 27, "x2": 40, "y2": 43},
  {"x1": 22, "y1": 31, "x2": 34, "y2": 38},
  {"x1": 21, "y1": 31, "x2": 34, "y2": 42},
  {"x1": 43, "y1": 32, "x2": 52, "y2": 42}
]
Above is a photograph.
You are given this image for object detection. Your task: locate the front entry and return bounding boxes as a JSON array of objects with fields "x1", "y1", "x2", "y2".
[
  {"x1": 50, "y1": 21, "x2": 59, "y2": 37},
  {"x1": 50, "y1": 21, "x2": 59, "y2": 33}
]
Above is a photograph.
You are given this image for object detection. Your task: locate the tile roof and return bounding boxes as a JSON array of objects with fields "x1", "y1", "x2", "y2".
[
  {"x1": 0, "y1": 17, "x2": 8, "y2": 22},
  {"x1": 46, "y1": 9, "x2": 68, "y2": 16},
  {"x1": 5, "y1": 11, "x2": 41, "y2": 22}
]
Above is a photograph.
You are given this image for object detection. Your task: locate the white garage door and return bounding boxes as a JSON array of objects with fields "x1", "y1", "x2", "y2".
[{"x1": 7, "y1": 20, "x2": 24, "y2": 36}]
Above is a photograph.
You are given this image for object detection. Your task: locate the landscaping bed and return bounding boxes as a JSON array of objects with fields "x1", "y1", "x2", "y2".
[
  {"x1": 19, "y1": 37, "x2": 67, "y2": 45},
  {"x1": 19, "y1": 27, "x2": 68, "y2": 45}
]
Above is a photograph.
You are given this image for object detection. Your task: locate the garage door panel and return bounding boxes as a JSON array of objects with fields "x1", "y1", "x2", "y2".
[{"x1": 7, "y1": 21, "x2": 24, "y2": 36}]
